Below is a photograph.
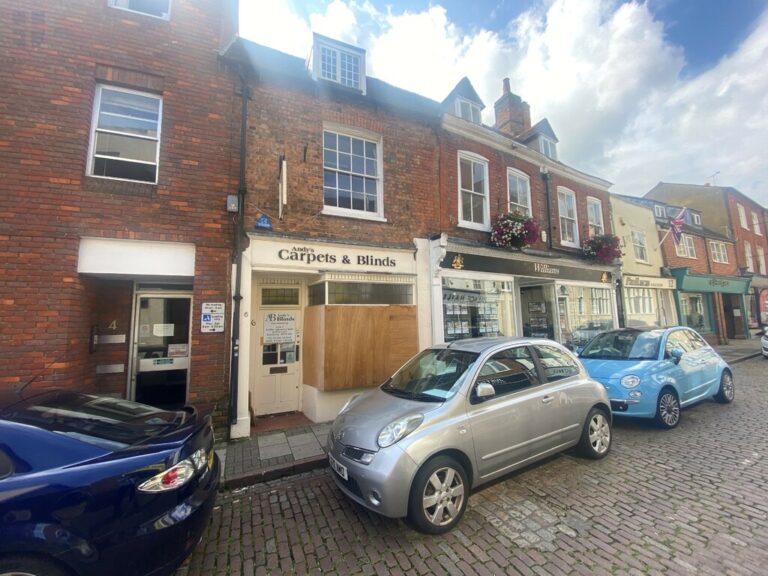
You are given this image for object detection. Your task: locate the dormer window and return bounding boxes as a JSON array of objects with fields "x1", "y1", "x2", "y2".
[
  {"x1": 455, "y1": 98, "x2": 481, "y2": 124},
  {"x1": 654, "y1": 205, "x2": 665, "y2": 218},
  {"x1": 312, "y1": 34, "x2": 366, "y2": 93},
  {"x1": 692, "y1": 213, "x2": 701, "y2": 226},
  {"x1": 539, "y1": 137, "x2": 557, "y2": 160}
]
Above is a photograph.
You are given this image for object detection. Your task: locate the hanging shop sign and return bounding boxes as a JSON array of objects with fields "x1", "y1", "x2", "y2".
[{"x1": 441, "y1": 252, "x2": 613, "y2": 283}]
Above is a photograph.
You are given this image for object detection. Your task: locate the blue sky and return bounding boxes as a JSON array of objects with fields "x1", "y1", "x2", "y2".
[{"x1": 240, "y1": 0, "x2": 768, "y2": 204}]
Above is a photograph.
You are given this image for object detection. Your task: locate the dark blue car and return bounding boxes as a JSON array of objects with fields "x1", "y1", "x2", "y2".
[{"x1": 0, "y1": 388, "x2": 220, "y2": 576}]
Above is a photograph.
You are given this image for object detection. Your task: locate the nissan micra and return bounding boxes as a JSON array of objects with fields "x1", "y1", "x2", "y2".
[{"x1": 327, "y1": 337, "x2": 612, "y2": 534}]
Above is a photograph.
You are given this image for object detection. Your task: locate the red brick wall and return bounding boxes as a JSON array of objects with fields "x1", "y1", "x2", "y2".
[
  {"x1": 0, "y1": 0, "x2": 238, "y2": 416},
  {"x1": 726, "y1": 194, "x2": 768, "y2": 272},
  {"x1": 243, "y1": 78, "x2": 440, "y2": 244},
  {"x1": 658, "y1": 232, "x2": 738, "y2": 276}
]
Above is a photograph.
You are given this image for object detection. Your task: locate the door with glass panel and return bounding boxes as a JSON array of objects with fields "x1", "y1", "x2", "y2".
[{"x1": 253, "y1": 285, "x2": 302, "y2": 415}]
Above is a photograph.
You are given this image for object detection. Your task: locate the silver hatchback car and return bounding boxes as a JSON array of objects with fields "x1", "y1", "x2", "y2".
[{"x1": 327, "y1": 337, "x2": 612, "y2": 534}]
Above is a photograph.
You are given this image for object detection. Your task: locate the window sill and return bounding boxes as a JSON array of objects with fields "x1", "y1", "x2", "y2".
[
  {"x1": 560, "y1": 241, "x2": 580, "y2": 249},
  {"x1": 84, "y1": 176, "x2": 156, "y2": 198},
  {"x1": 457, "y1": 222, "x2": 490, "y2": 233},
  {"x1": 321, "y1": 207, "x2": 387, "y2": 223}
]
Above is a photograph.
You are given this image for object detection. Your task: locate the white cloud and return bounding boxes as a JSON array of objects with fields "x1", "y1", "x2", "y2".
[{"x1": 239, "y1": 0, "x2": 768, "y2": 204}]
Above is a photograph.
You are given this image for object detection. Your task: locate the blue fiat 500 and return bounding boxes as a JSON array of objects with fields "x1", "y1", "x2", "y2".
[{"x1": 578, "y1": 327, "x2": 734, "y2": 428}]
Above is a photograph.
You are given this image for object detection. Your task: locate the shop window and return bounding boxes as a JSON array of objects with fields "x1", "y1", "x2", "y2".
[
  {"x1": 308, "y1": 282, "x2": 412, "y2": 305},
  {"x1": 533, "y1": 345, "x2": 580, "y2": 382},
  {"x1": 458, "y1": 152, "x2": 489, "y2": 230},
  {"x1": 680, "y1": 293, "x2": 711, "y2": 333},
  {"x1": 308, "y1": 283, "x2": 325, "y2": 306},
  {"x1": 557, "y1": 187, "x2": 579, "y2": 248},
  {"x1": 476, "y1": 347, "x2": 539, "y2": 398},
  {"x1": 443, "y1": 278, "x2": 513, "y2": 341},
  {"x1": 591, "y1": 288, "x2": 611, "y2": 315},
  {"x1": 587, "y1": 197, "x2": 604, "y2": 237},
  {"x1": 261, "y1": 288, "x2": 299, "y2": 306},
  {"x1": 557, "y1": 285, "x2": 614, "y2": 349},
  {"x1": 323, "y1": 128, "x2": 381, "y2": 218},
  {"x1": 507, "y1": 168, "x2": 531, "y2": 216},
  {"x1": 88, "y1": 85, "x2": 161, "y2": 183},
  {"x1": 626, "y1": 288, "x2": 655, "y2": 316}
]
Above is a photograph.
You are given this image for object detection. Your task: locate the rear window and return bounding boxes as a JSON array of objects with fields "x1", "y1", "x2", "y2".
[{"x1": 1, "y1": 392, "x2": 186, "y2": 450}]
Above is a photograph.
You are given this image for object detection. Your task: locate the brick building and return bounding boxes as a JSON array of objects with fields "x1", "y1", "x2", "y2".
[
  {"x1": 221, "y1": 30, "x2": 619, "y2": 436},
  {"x1": 0, "y1": 0, "x2": 239, "y2": 421},
  {"x1": 631, "y1": 197, "x2": 747, "y2": 344},
  {"x1": 646, "y1": 183, "x2": 768, "y2": 332}
]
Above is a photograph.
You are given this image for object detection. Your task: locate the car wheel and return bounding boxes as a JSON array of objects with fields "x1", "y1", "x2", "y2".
[
  {"x1": 577, "y1": 407, "x2": 612, "y2": 459},
  {"x1": 407, "y1": 455, "x2": 468, "y2": 534},
  {"x1": 714, "y1": 370, "x2": 735, "y2": 404},
  {"x1": 0, "y1": 555, "x2": 70, "y2": 576},
  {"x1": 655, "y1": 388, "x2": 680, "y2": 429}
]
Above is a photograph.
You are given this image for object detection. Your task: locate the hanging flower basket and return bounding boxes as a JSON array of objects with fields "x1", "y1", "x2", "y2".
[
  {"x1": 490, "y1": 212, "x2": 541, "y2": 249},
  {"x1": 582, "y1": 234, "x2": 623, "y2": 264}
]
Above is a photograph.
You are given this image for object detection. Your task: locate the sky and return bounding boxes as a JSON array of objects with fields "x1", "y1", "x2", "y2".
[{"x1": 239, "y1": 0, "x2": 768, "y2": 205}]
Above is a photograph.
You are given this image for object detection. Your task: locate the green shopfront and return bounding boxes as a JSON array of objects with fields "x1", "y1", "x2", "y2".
[{"x1": 670, "y1": 268, "x2": 752, "y2": 343}]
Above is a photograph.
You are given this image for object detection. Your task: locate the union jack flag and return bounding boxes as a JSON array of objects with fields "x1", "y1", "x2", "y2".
[{"x1": 670, "y1": 207, "x2": 686, "y2": 245}]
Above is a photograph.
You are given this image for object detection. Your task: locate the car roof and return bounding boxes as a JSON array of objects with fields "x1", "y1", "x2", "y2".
[{"x1": 440, "y1": 336, "x2": 561, "y2": 354}]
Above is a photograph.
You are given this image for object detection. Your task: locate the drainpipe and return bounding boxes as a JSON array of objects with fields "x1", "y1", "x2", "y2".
[
  {"x1": 540, "y1": 166, "x2": 553, "y2": 250},
  {"x1": 229, "y1": 69, "x2": 249, "y2": 427}
]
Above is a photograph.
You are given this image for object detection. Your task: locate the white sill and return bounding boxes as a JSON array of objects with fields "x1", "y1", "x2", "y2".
[
  {"x1": 109, "y1": 6, "x2": 170, "y2": 20},
  {"x1": 321, "y1": 207, "x2": 387, "y2": 223},
  {"x1": 635, "y1": 260, "x2": 653, "y2": 266},
  {"x1": 560, "y1": 241, "x2": 580, "y2": 249},
  {"x1": 87, "y1": 173, "x2": 158, "y2": 185},
  {"x1": 457, "y1": 221, "x2": 490, "y2": 232}
]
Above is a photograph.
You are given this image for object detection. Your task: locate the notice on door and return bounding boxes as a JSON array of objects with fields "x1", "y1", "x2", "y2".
[
  {"x1": 264, "y1": 312, "x2": 296, "y2": 344},
  {"x1": 201, "y1": 302, "x2": 225, "y2": 333}
]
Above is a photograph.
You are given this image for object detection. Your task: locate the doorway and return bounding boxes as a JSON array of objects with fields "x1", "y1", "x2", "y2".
[
  {"x1": 251, "y1": 283, "x2": 303, "y2": 416},
  {"x1": 130, "y1": 292, "x2": 192, "y2": 408}
]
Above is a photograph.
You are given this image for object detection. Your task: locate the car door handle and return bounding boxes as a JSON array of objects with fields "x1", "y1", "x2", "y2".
[{"x1": 541, "y1": 395, "x2": 554, "y2": 404}]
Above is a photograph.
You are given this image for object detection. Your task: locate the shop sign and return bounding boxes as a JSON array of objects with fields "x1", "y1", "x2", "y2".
[
  {"x1": 671, "y1": 269, "x2": 751, "y2": 294},
  {"x1": 264, "y1": 312, "x2": 296, "y2": 344},
  {"x1": 441, "y1": 252, "x2": 613, "y2": 283},
  {"x1": 250, "y1": 239, "x2": 416, "y2": 275},
  {"x1": 623, "y1": 275, "x2": 676, "y2": 290},
  {"x1": 201, "y1": 302, "x2": 225, "y2": 333}
]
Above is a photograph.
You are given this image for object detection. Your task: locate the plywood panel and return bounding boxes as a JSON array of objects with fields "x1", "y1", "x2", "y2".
[
  {"x1": 322, "y1": 305, "x2": 418, "y2": 391},
  {"x1": 302, "y1": 306, "x2": 324, "y2": 389}
]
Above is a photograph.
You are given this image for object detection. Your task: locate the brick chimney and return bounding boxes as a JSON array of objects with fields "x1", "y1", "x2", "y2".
[{"x1": 494, "y1": 78, "x2": 531, "y2": 137}]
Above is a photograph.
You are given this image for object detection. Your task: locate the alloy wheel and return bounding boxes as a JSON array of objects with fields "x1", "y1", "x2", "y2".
[
  {"x1": 721, "y1": 372, "x2": 735, "y2": 401},
  {"x1": 588, "y1": 412, "x2": 611, "y2": 454},
  {"x1": 422, "y1": 466, "x2": 465, "y2": 527},
  {"x1": 658, "y1": 392, "x2": 680, "y2": 426}
]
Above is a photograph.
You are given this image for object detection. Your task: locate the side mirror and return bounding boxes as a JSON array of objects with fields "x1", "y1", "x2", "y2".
[
  {"x1": 670, "y1": 347, "x2": 684, "y2": 364},
  {"x1": 574, "y1": 346, "x2": 584, "y2": 356},
  {"x1": 475, "y1": 382, "x2": 496, "y2": 400}
]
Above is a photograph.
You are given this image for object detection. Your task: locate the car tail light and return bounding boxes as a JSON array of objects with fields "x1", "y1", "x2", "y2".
[{"x1": 138, "y1": 448, "x2": 208, "y2": 493}]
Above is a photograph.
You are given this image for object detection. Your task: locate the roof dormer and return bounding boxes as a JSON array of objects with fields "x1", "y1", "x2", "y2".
[
  {"x1": 442, "y1": 77, "x2": 485, "y2": 125},
  {"x1": 311, "y1": 33, "x2": 366, "y2": 94}
]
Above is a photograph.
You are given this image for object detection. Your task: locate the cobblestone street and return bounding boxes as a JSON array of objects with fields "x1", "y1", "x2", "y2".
[{"x1": 178, "y1": 358, "x2": 768, "y2": 576}]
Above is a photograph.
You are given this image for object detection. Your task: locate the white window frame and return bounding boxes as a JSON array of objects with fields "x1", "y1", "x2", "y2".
[
  {"x1": 693, "y1": 213, "x2": 701, "y2": 225},
  {"x1": 321, "y1": 124, "x2": 384, "y2": 222},
  {"x1": 631, "y1": 229, "x2": 648, "y2": 263},
  {"x1": 313, "y1": 37, "x2": 366, "y2": 94},
  {"x1": 626, "y1": 288, "x2": 655, "y2": 316},
  {"x1": 506, "y1": 168, "x2": 531, "y2": 217},
  {"x1": 745, "y1": 240, "x2": 754, "y2": 272},
  {"x1": 108, "y1": 0, "x2": 171, "y2": 19},
  {"x1": 586, "y1": 197, "x2": 604, "y2": 237},
  {"x1": 455, "y1": 98, "x2": 481, "y2": 124},
  {"x1": 752, "y1": 211, "x2": 762, "y2": 235},
  {"x1": 738, "y1": 203, "x2": 748, "y2": 229},
  {"x1": 457, "y1": 151, "x2": 490, "y2": 231},
  {"x1": 709, "y1": 241, "x2": 728, "y2": 264},
  {"x1": 675, "y1": 234, "x2": 697, "y2": 259},
  {"x1": 654, "y1": 205, "x2": 665, "y2": 218},
  {"x1": 590, "y1": 287, "x2": 611, "y2": 315},
  {"x1": 557, "y1": 187, "x2": 579, "y2": 248},
  {"x1": 757, "y1": 246, "x2": 766, "y2": 275},
  {"x1": 539, "y1": 137, "x2": 557, "y2": 160},
  {"x1": 86, "y1": 84, "x2": 162, "y2": 184}
]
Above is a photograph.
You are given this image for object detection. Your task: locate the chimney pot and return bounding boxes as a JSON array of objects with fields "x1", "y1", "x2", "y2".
[{"x1": 502, "y1": 78, "x2": 510, "y2": 95}]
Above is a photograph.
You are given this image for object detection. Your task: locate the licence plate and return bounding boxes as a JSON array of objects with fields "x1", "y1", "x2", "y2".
[{"x1": 328, "y1": 453, "x2": 348, "y2": 480}]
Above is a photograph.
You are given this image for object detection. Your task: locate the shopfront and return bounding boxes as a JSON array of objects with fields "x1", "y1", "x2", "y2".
[
  {"x1": 232, "y1": 234, "x2": 419, "y2": 431},
  {"x1": 621, "y1": 275, "x2": 678, "y2": 329},
  {"x1": 430, "y1": 239, "x2": 619, "y2": 350},
  {"x1": 670, "y1": 268, "x2": 752, "y2": 342},
  {"x1": 751, "y1": 277, "x2": 768, "y2": 329}
]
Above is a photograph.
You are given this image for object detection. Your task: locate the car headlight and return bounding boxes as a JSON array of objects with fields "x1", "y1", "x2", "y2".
[
  {"x1": 620, "y1": 375, "x2": 641, "y2": 388},
  {"x1": 377, "y1": 414, "x2": 423, "y2": 448},
  {"x1": 338, "y1": 393, "x2": 361, "y2": 415}
]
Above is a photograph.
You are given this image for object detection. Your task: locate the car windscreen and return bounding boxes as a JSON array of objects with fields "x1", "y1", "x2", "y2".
[
  {"x1": 580, "y1": 330, "x2": 664, "y2": 360},
  {"x1": 1, "y1": 391, "x2": 186, "y2": 450},
  {"x1": 381, "y1": 349, "x2": 479, "y2": 401}
]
